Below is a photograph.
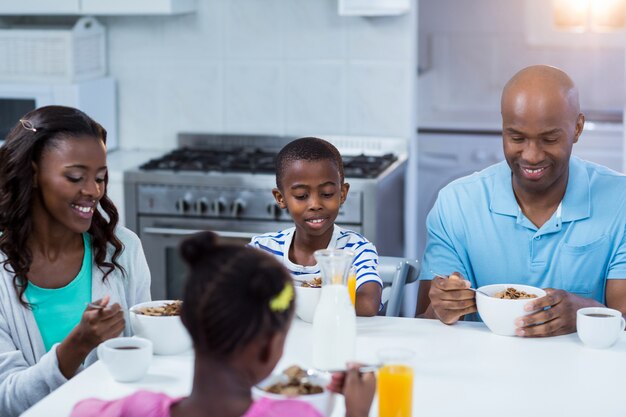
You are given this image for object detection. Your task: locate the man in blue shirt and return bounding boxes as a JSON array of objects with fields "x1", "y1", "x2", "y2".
[{"x1": 416, "y1": 65, "x2": 626, "y2": 337}]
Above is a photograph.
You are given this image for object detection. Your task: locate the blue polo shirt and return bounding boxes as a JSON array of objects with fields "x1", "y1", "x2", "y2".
[{"x1": 419, "y1": 156, "x2": 626, "y2": 305}]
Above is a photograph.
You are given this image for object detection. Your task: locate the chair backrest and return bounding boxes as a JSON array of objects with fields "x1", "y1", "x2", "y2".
[{"x1": 377, "y1": 256, "x2": 420, "y2": 317}]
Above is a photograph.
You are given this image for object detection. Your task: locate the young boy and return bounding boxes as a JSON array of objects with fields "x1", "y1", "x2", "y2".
[{"x1": 249, "y1": 137, "x2": 382, "y2": 316}]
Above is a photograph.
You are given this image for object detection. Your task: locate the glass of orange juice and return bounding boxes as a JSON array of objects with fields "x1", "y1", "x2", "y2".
[
  {"x1": 347, "y1": 267, "x2": 357, "y2": 306},
  {"x1": 377, "y1": 348, "x2": 414, "y2": 417}
]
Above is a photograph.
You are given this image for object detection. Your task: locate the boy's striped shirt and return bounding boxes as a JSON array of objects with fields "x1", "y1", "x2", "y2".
[{"x1": 249, "y1": 225, "x2": 381, "y2": 289}]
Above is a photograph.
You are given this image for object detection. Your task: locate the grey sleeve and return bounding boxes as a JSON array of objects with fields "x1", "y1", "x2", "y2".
[
  {"x1": 0, "y1": 320, "x2": 67, "y2": 417},
  {"x1": 131, "y1": 237, "x2": 152, "y2": 305},
  {"x1": 120, "y1": 228, "x2": 151, "y2": 308}
]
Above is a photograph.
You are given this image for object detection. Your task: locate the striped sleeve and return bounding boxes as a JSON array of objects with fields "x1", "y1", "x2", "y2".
[
  {"x1": 338, "y1": 230, "x2": 382, "y2": 289},
  {"x1": 249, "y1": 232, "x2": 286, "y2": 260}
]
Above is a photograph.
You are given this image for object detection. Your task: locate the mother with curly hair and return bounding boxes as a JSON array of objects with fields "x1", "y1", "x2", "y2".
[{"x1": 0, "y1": 105, "x2": 151, "y2": 417}]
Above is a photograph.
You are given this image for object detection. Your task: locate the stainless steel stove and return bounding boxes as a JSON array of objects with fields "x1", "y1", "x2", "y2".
[{"x1": 124, "y1": 133, "x2": 407, "y2": 299}]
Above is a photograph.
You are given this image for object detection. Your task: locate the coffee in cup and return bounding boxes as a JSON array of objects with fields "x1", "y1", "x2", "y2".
[
  {"x1": 97, "y1": 337, "x2": 153, "y2": 382},
  {"x1": 577, "y1": 307, "x2": 625, "y2": 349}
]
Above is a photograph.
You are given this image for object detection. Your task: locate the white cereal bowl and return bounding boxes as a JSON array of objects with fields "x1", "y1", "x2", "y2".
[
  {"x1": 475, "y1": 284, "x2": 546, "y2": 336},
  {"x1": 129, "y1": 300, "x2": 192, "y2": 355},
  {"x1": 294, "y1": 286, "x2": 321, "y2": 323},
  {"x1": 252, "y1": 369, "x2": 335, "y2": 416}
]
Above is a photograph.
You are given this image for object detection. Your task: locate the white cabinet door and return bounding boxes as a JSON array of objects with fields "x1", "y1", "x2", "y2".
[
  {"x1": 81, "y1": 0, "x2": 195, "y2": 15},
  {"x1": 0, "y1": 0, "x2": 195, "y2": 15},
  {"x1": 0, "y1": 0, "x2": 80, "y2": 15},
  {"x1": 572, "y1": 124, "x2": 624, "y2": 173}
]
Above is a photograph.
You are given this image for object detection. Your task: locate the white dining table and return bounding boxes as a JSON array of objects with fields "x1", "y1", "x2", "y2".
[{"x1": 21, "y1": 316, "x2": 626, "y2": 417}]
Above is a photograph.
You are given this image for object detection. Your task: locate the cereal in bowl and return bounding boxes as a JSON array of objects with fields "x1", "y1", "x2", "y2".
[
  {"x1": 300, "y1": 277, "x2": 322, "y2": 288},
  {"x1": 135, "y1": 300, "x2": 182, "y2": 316},
  {"x1": 265, "y1": 365, "x2": 324, "y2": 396},
  {"x1": 493, "y1": 287, "x2": 538, "y2": 300}
]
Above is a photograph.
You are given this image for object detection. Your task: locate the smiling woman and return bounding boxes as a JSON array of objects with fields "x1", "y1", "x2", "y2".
[{"x1": 0, "y1": 106, "x2": 151, "y2": 417}]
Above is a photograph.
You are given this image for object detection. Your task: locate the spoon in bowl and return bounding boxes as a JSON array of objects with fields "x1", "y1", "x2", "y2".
[
  {"x1": 430, "y1": 271, "x2": 490, "y2": 297},
  {"x1": 319, "y1": 364, "x2": 382, "y2": 375}
]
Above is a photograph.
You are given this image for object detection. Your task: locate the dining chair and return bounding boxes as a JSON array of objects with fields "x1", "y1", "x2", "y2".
[{"x1": 377, "y1": 256, "x2": 420, "y2": 317}]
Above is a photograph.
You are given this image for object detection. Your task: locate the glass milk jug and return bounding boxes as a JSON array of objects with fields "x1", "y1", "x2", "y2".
[{"x1": 312, "y1": 249, "x2": 357, "y2": 370}]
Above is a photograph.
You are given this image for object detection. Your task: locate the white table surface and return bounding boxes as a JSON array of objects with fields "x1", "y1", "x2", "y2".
[{"x1": 21, "y1": 316, "x2": 626, "y2": 417}]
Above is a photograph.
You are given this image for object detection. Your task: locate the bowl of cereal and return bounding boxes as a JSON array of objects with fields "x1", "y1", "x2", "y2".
[
  {"x1": 129, "y1": 300, "x2": 192, "y2": 355},
  {"x1": 294, "y1": 277, "x2": 322, "y2": 323},
  {"x1": 475, "y1": 284, "x2": 546, "y2": 336},
  {"x1": 252, "y1": 365, "x2": 335, "y2": 416}
]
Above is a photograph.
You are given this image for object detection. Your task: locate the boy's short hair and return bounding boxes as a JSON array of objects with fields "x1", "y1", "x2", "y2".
[{"x1": 275, "y1": 137, "x2": 344, "y2": 189}]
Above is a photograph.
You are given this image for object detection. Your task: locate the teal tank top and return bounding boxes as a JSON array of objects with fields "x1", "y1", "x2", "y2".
[{"x1": 25, "y1": 233, "x2": 92, "y2": 352}]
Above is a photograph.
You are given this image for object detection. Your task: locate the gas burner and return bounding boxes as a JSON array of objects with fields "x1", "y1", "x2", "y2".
[
  {"x1": 140, "y1": 148, "x2": 397, "y2": 179},
  {"x1": 343, "y1": 153, "x2": 397, "y2": 179}
]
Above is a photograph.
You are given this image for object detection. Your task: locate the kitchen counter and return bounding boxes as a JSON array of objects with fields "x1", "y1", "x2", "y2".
[{"x1": 418, "y1": 109, "x2": 623, "y2": 133}]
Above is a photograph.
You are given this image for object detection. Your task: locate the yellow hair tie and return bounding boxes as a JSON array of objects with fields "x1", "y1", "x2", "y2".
[{"x1": 269, "y1": 283, "x2": 294, "y2": 312}]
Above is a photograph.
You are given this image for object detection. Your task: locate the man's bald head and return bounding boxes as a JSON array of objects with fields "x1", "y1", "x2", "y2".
[
  {"x1": 501, "y1": 65, "x2": 581, "y2": 120},
  {"x1": 500, "y1": 65, "x2": 585, "y2": 199}
]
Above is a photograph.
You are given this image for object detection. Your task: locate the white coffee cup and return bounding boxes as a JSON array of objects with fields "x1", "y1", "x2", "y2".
[
  {"x1": 97, "y1": 337, "x2": 153, "y2": 382},
  {"x1": 577, "y1": 307, "x2": 625, "y2": 349}
]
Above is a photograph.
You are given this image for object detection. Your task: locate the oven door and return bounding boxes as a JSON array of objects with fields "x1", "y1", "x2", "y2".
[{"x1": 139, "y1": 216, "x2": 291, "y2": 300}]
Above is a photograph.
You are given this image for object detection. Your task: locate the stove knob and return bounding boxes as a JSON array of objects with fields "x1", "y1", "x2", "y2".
[
  {"x1": 196, "y1": 198, "x2": 209, "y2": 214},
  {"x1": 267, "y1": 203, "x2": 282, "y2": 219},
  {"x1": 212, "y1": 198, "x2": 227, "y2": 216},
  {"x1": 231, "y1": 198, "x2": 246, "y2": 218},
  {"x1": 175, "y1": 198, "x2": 191, "y2": 214}
]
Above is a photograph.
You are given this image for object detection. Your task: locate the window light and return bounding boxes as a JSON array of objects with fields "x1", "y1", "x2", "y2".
[{"x1": 552, "y1": 0, "x2": 626, "y2": 32}]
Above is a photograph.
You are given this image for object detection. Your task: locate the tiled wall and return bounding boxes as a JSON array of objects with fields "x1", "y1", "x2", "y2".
[
  {"x1": 101, "y1": 0, "x2": 418, "y2": 150},
  {"x1": 418, "y1": 0, "x2": 625, "y2": 124}
]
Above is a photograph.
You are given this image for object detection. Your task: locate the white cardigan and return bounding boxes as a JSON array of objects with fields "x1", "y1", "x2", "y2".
[{"x1": 0, "y1": 227, "x2": 151, "y2": 417}]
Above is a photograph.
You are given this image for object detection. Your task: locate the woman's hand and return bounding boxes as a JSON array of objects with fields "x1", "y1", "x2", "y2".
[
  {"x1": 327, "y1": 363, "x2": 376, "y2": 417},
  {"x1": 56, "y1": 296, "x2": 125, "y2": 378}
]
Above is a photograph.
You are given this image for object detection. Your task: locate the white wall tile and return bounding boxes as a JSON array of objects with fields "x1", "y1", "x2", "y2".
[
  {"x1": 104, "y1": 0, "x2": 417, "y2": 149},
  {"x1": 223, "y1": 0, "x2": 285, "y2": 60},
  {"x1": 113, "y1": 63, "x2": 166, "y2": 149},
  {"x1": 348, "y1": 13, "x2": 414, "y2": 61},
  {"x1": 283, "y1": 0, "x2": 347, "y2": 60},
  {"x1": 223, "y1": 62, "x2": 284, "y2": 134},
  {"x1": 158, "y1": 1, "x2": 223, "y2": 61},
  {"x1": 157, "y1": 63, "x2": 223, "y2": 136},
  {"x1": 105, "y1": 16, "x2": 167, "y2": 62},
  {"x1": 347, "y1": 63, "x2": 410, "y2": 136},
  {"x1": 284, "y1": 62, "x2": 347, "y2": 135}
]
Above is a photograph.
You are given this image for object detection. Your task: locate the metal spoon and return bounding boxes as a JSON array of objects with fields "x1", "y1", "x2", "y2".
[
  {"x1": 430, "y1": 271, "x2": 490, "y2": 297},
  {"x1": 322, "y1": 364, "x2": 382, "y2": 374}
]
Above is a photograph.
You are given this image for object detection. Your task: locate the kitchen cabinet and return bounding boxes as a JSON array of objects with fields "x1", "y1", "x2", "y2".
[
  {"x1": 0, "y1": 0, "x2": 195, "y2": 16},
  {"x1": 573, "y1": 122, "x2": 624, "y2": 173},
  {"x1": 81, "y1": 0, "x2": 195, "y2": 16},
  {"x1": 0, "y1": 0, "x2": 80, "y2": 15},
  {"x1": 338, "y1": 0, "x2": 409, "y2": 16}
]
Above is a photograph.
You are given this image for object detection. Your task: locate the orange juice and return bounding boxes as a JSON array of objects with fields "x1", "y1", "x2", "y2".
[
  {"x1": 378, "y1": 364, "x2": 413, "y2": 417},
  {"x1": 347, "y1": 272, "x2": 357, "y2": 306}
]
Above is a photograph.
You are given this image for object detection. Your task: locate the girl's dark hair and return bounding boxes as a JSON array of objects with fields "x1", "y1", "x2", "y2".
[
  {"x1": 275, "y1": 137, "x2": 344, "y2": 190},
  {"x1": 179, "y1": 231, "x2": 294, "y2": 357},
  {"x1": 0, "y1": 105, "x2": 124, "y2": 305}
]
